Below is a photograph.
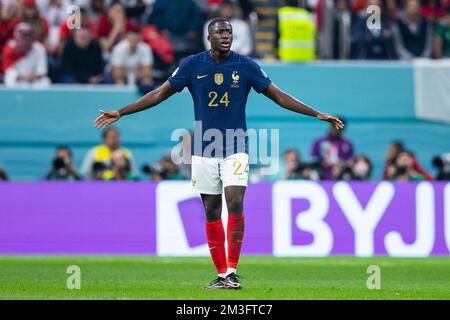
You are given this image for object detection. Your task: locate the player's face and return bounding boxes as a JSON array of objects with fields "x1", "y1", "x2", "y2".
[{"x1": 208, "y1": 22, "x2": 233, "y2": 53}]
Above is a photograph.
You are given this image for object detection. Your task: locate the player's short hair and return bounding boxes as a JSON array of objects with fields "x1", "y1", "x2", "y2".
[{"x1": 207, "y1": 18, "x2": 231, "y2": 33}]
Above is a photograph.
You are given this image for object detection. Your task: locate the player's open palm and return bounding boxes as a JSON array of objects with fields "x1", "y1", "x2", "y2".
[
  {"x1": 317, "y1": 113, "x2": 345, "y2": 130},
  {"x1": 94, "y1": 110, "x2": 121, "y2": 129}
]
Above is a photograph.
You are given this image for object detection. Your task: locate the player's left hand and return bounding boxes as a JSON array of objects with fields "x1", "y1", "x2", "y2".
[{"x1": 317, "y1": 113, "x2": 345, "y2": 130}]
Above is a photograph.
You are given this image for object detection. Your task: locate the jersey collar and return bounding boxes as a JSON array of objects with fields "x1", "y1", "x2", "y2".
[{"x1": 208, "y1": 49, "x2": 233, "y2": 64}]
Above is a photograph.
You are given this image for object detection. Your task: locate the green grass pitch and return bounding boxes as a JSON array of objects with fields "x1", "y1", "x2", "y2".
[{"x1": 1, "y1": 256, "x2": 450, "y2": 300}]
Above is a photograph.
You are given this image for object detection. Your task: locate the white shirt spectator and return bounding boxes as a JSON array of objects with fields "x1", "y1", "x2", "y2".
[
  {"x1": 36, "y1": 0, "x2": 70, "y2": 52},
  {"x1": 36, "y1": 0, "x2": 69, "y2": 26},
  {"x1": 203, "y1": 18, "x2": 252, "y2": 55},
  {"x1": 3, "y1": 41, "x2": 51, "y2": 88},
  {"x1": 111, "y1": 39, "x2": 154, "y2": 71}
]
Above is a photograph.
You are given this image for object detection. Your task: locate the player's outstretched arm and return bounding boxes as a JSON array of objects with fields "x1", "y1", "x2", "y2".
[
  {"x1": 263, "y1": 83, "x2": 344, "y2": 130},
  {"x1": 94, "y1": 81, "x2": 177, "y2": 129}
]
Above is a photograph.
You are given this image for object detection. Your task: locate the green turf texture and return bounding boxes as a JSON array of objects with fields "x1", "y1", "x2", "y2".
[{"x1": 1, "y1": 256, "x2": 449, "y2": 299}]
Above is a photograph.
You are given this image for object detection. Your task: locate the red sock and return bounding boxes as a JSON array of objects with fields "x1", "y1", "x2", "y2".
[
  {"x1": 205, "y1": 219, "x2": 227, "y2": 274},
  {"x1": 227, "y1": 213, "x2": 245, "y2": 269}
]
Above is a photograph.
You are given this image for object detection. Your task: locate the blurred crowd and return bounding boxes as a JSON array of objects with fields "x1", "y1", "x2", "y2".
[
  {"x1": 319, "y1": 0, "x2": 450, "y2": 59},
  {"x1": 0, "y1": 0, "x2": 257, "y2": 89},
  {"x1": 1, "y1": 121, "x2": 448, "y2": 182},
  {"x1": 0, "y1": 0, "x2": 449, "y2": 88},
  {"x1": 277, "y1": 121, "x2": 449, "y2": 182}
]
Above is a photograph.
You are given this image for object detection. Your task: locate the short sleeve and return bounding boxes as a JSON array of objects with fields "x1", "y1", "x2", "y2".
[
  {"x1": 111, "y1": 42, "x2": 126, "y2": 66},
  {"x1": 247, "y1": 58, "x2": 271, "y2": 93},
  {"x1": 310, "y1": 139, "x2": 321, "y2": 158},
  {"x1": 168, "y1": 56, "x2": 193, "y2": 92},
  {"x1": 97, "y1": 15, "x2": 110, "y2": 38},
  {"x1": 139, "y1": 43, "x2": 153, "y2": 66},
  {"x1": 35, "y1": 43, "x2": 48, "y2": 76}
]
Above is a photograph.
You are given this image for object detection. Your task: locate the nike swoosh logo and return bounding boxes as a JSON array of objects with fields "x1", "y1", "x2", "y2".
[{"x1": 197, "y1": 74, "x2": 208, "y2": 79}]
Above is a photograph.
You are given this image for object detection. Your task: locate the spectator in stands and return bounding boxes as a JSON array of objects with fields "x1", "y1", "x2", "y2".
[
  {"x1": 60, "y1": 27, "x2": 104, "y2": 84},
  {"x1": 335, "y1": 155, "x2": 372, "y2": 180},
  {"x1": 392, "y1": 0, "x2": 433, "y2": 59},
  {"x1": 1, "y1": 0, "x2": 21, "y2": 20},
  {"x1": 387, "y1": 150, "x2": 430, "y2": 181},
  {"x1": 75, "y1": 0, "x2": 106, "y2": 25},
  {"x1": 2, "y1": 22, "x2": 51, "y2": 87},
  {"x1": 143, "y1": 154, "x2": 186, "y2": 180},
  {"x1": 37, "y1": 0, "x2": 69, "y2": 54},
  {"x1": 383, "y1": 141, "x2": 433, "y2": 180},
  {"x1": 148, "y1": 0, "x2": 204, "y2": 62},
  {"x1": 11, "y1": 0, "x2": 49, "y2": 43},
  {"x1": 59, "y1": 6, "x2": 98, "y2": 53},
  {"x1": 45, "y1": 145, "x2": 81, "y2": 180},
  {"x1": 0, "y1": 0, "x2": 15, "y2": 72},
  {"x1": 432, "y1": 153, "x2": 450, "y2": 180},
  {"x1": 384, "y1": 0, "x2": 401, "y2": 23},
  {"x1": 352, "y1": 155, "x2": 373, "y2": 180},
  {"x1": 283, "y1": 149, "x2": 301, "y2": 179},
  {"x1": 121, "y1": 0, "x2": 148, "y2": 23},
  {"x1": 351, "y1": 0, "x2": 397, "y2": 59},
  {"x1": 109, "y1": 149, "x2": 138, "y2": 180},
  {"x1": 81, "y1": 127, "x2": 137, "y2": 180},
  {"x1": 97, "y1": 1, "x2": 136, "y2": 53},
  {"x1": 420, "y1": 0, "x2": 446, "y2": 24},
  {"x1": 111, "y1": 26, "x2": 154, "y2": 88},
  {"x1": 199, "y1": 0, "x2": 255, "y2": 20},
  {"x1": 234, "y1": 0, "x2": 256, "y2": 21},
  {"x1": 310, "y1": 118, "x2": 354, "y2": 180},
  {"x1": 332, "y1": 0, "x2": 352, "y2": 59},
  {"x1": 275, "y1": 0, "x2": 316, "y2": 62},
  {"x1": 282, "y1": 148, "x2": 320, "y2": 180},
  {"x1": 0, "y1": 162, "x2": 8, "y2": 181},
  {"x1": 383, "y1": 140, "x2": 405, "y2": 179},
  {"x1": 434, "y1": 6, "x2": 450, "y2": 58},
  {"x1": 203, "y1": 0, "x2": 252, "y2": 55}
]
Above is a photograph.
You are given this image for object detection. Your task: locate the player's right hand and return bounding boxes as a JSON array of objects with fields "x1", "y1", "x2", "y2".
[
  {"x1": 94, "y1": 110, "x2": 121, "y2": 129},
  {"x1": 317, "y1": 113, "x2": 345, "y2": 130}
]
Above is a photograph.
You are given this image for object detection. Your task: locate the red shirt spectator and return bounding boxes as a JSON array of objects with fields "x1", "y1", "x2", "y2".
[
  {"x1": 0, "y1": 20, "x2": 14, "y2": 51},
  {"x1": 420, "y1": 0, "x2": 447, "y2": 21},
  {"x1": 97, "y1": 15, "x2": 135, "y2": 39},
  {"x1": 0, "y1": 9, "x2": 14, "y2": 71},
  {"x1": 2, "y1": 23, "x2": 50, "y2": 88},
  {"x1": 97, "y1": 2, "x2": 136, "y2": 53}
]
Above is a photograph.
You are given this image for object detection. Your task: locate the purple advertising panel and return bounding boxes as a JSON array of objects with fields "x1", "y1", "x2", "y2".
[
  {"x1": 0, "y1": 182, "x2": 157, "y2": 254},
  {"x1": 0, "y1": 181, "x2": 449, "y2": 256}
]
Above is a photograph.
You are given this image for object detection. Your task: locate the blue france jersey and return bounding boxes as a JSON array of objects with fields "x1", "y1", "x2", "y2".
[{"x1": 168, "y1": 50, "x2": 272, "y2": 158}]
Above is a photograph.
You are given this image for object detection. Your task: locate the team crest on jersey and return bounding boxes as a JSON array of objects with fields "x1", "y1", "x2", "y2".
[
  {"x1": 214, "y1": 73, "x2": 224, "y2": 85},
  {"x1": 231, "y1": 71, "x2": 240, "y2": 88}
]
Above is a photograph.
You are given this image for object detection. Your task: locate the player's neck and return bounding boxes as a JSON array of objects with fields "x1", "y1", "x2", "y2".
[{"x1": 210, "y1": 48, "x2": 230, "y2": 63}]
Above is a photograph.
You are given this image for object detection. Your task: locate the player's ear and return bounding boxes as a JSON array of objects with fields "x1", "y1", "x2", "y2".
[{"x1": 207, "y1": 34, "x2": 211, "y2": 42}]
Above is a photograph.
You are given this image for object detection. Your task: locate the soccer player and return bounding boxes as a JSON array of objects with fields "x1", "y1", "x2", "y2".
[{"x1": 94, "y1": 18, "x2": 344, "y2": 290}]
